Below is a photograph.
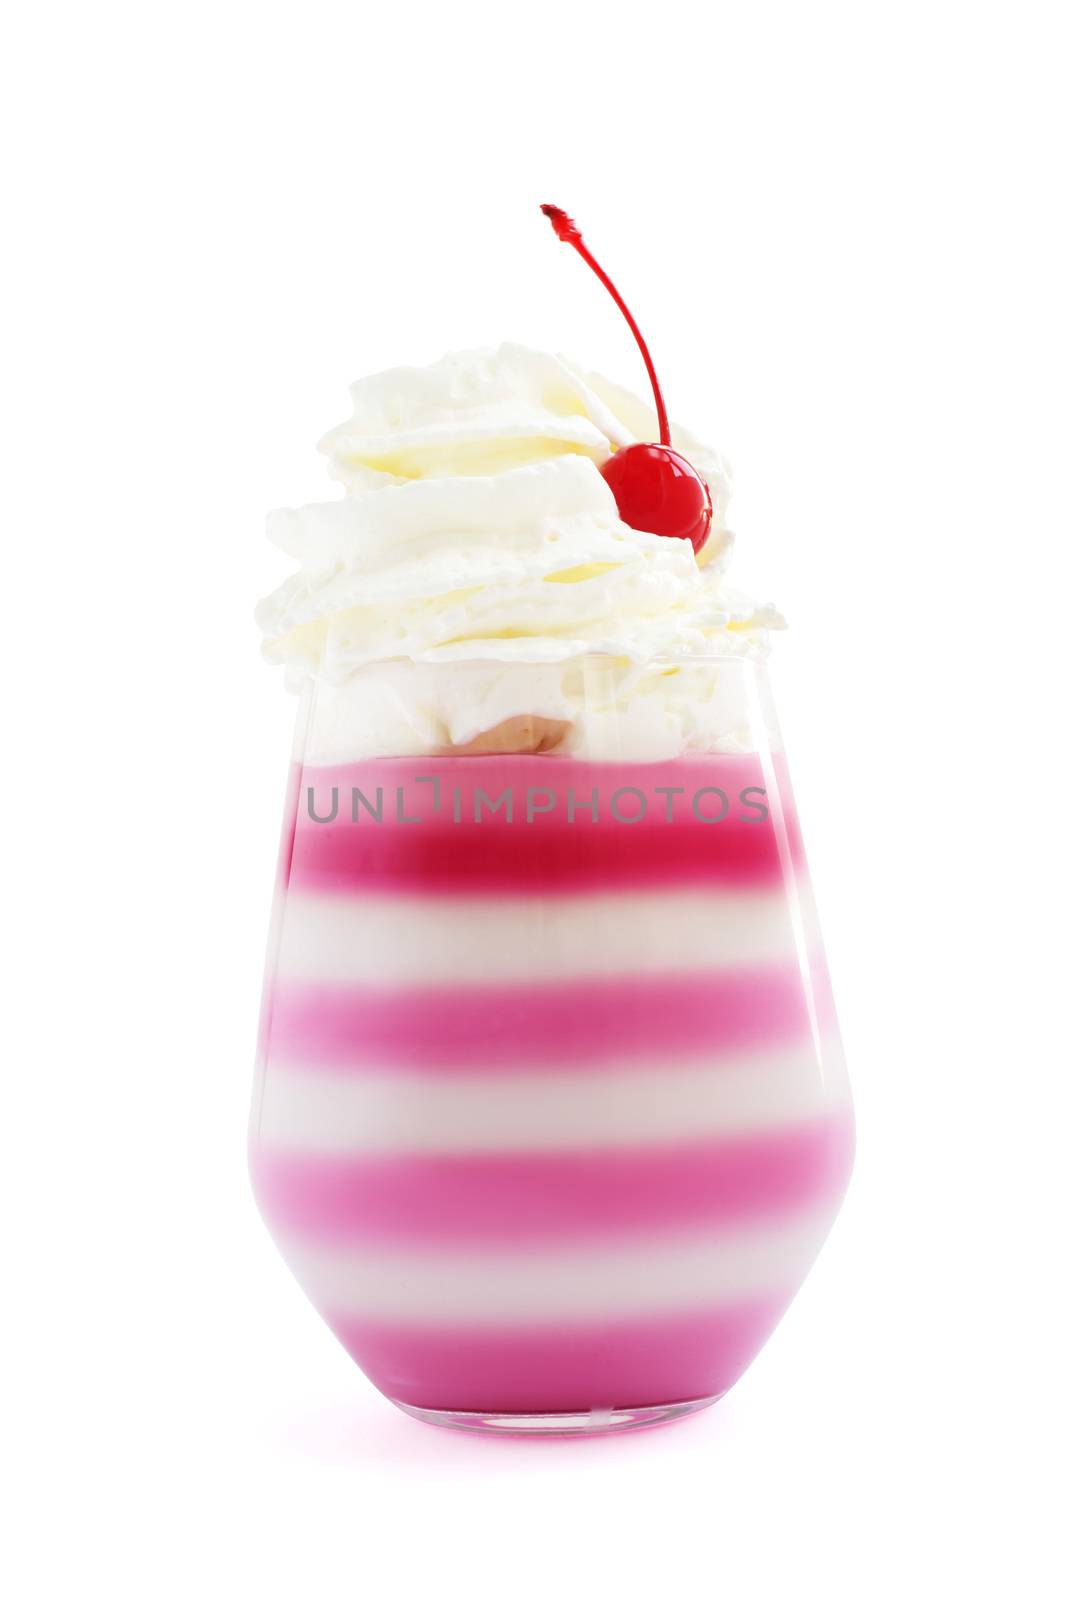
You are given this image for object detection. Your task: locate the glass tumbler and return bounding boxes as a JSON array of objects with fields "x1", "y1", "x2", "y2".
[{"x1": 250, "y1": 656, "x2": 853, "y2": 1435}]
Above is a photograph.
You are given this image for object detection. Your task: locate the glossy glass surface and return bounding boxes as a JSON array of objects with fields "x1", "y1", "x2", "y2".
[{"x1": 250, "y1": 658, "x2": 853, "y2": 1431}]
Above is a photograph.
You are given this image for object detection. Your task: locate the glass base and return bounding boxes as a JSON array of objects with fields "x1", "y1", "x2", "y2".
[{"x1": 393, "y1": 1395, "x2": 719, "y2": 1437}]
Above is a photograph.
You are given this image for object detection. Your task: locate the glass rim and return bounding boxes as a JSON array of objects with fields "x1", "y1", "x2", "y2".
[{"x1": 306, "y1": 650, "x2": 774, "y2": 678}]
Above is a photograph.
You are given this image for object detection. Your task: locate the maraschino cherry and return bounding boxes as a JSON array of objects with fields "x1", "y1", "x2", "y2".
[{"x1": 541, "y1": 204, "x2": 712, "y2": 554}]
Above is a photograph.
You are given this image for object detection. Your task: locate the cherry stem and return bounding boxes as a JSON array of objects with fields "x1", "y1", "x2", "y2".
[{"x1": 541, "y1": 205, "x2": 671, "y2": 447}]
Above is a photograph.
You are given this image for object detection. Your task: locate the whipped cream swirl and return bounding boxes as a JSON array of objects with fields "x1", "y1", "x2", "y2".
[
  {"x1": 257, "y1": 344, "x2": 780, "y2": 680},
  {"x1": 257, "y1": 345, "x2": 782, "y2": 760}
]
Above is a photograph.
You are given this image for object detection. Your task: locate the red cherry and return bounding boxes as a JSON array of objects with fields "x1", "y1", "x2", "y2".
[
  {"x1": 541, "y1": 204, "x2": 712, "y2": 555},
  {"x1": 601, "y1": 443, "x2": 712, "y2": 552}
]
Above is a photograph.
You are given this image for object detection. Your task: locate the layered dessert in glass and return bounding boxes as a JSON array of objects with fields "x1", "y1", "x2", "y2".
[{"x1": 251, "y1": 325, "x2": 853, "y2": 1434}]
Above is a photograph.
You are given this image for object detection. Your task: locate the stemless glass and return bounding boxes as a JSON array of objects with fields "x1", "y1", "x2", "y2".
[{"x1": 249, "y1": 656, "x2": 853, "y2": 1435}]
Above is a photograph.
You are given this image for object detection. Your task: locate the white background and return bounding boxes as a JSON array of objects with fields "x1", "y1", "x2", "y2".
[{"x1": 4, "y1": 2, "x2": 1066, "y2": 1595}]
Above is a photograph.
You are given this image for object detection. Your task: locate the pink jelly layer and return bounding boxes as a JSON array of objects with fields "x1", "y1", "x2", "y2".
[
  {"x1": 249, "y1": 1112, "x2": 854, "y2": 1246},
  {"x1": 262, "y1": 965, "x2": 831, "y2": 1070},
  {"x1": 325, "y1": 1296, "x2": 794, "y2": 1413},
  {"x1": 282, "y1": 754, "x2": 804, "y2": 896}
]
